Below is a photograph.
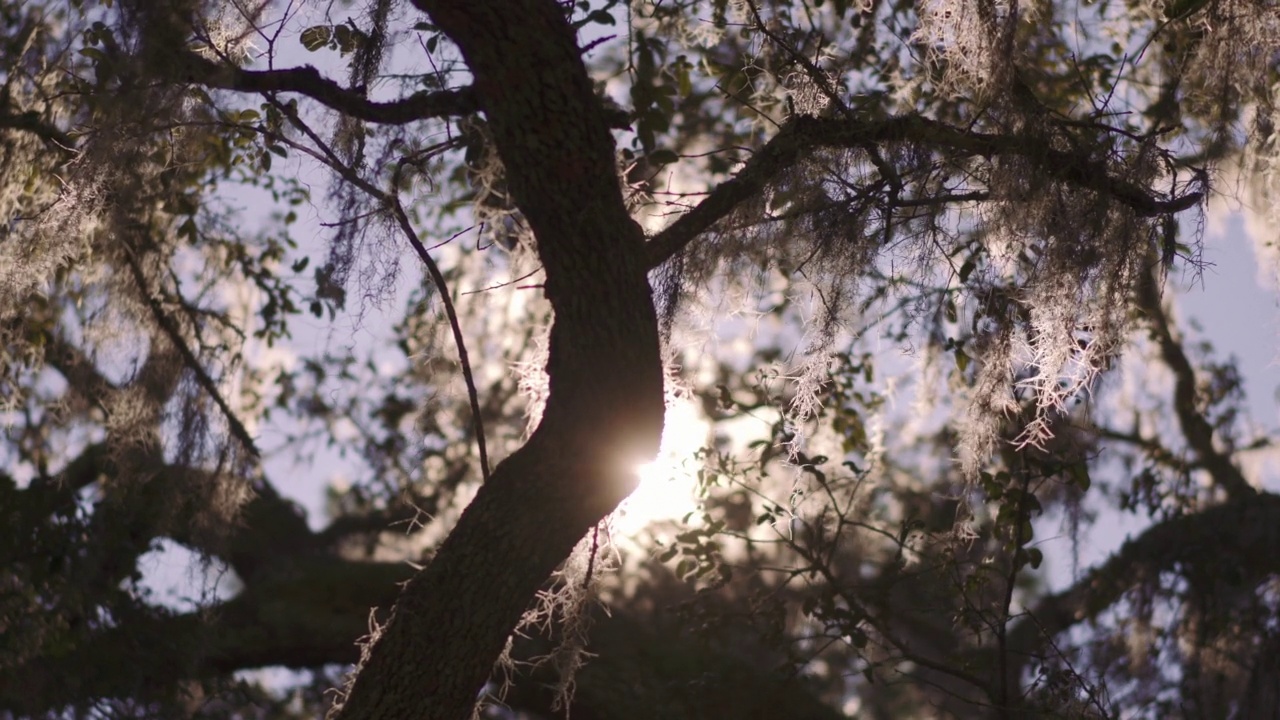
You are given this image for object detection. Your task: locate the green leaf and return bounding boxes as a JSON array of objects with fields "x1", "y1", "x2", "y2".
[
  {"x1": 1069, "y1": 462, "x2": 1092, "y2": 492},
  {"x1": 334, "y1": 23, "x2": 365, "y2": 54},
  {"x1": 1026, "y1": 547, "x2": 1044, "y2": 569},
  {"x1": 300, "y1": 26, "x2": 332, "y2": 52},
  {"x1": 649, "y1": 149, "x2": 679, "y2": 165}
]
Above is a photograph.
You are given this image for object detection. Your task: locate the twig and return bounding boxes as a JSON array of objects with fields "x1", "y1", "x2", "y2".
[
  {"x1": 389, "y1": 196, "x2": 493, "y2": 482},
  {"x1": 265, "y1": 93, "x2": 492, "y2": 482}
]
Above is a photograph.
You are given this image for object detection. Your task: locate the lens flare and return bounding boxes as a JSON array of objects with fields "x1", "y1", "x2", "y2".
[{"x1": 615, "y1": 396, "x2": 707, "y2": 535}]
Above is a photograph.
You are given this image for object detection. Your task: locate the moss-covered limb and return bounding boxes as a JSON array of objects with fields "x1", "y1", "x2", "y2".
[
  {"x1": 0, "y1": 109, "x2": 75, "y2": 151},
  {"x1": 644, "y1": 114, "x2": 1204, "y2": 270},
  {"x1": 1, "y1": 560, "x2": 851, "y2": 720},
  {"x1": 1006, "y1": 493, "x2": 1280, "y2": 690},
  {"x1": 11, "y1": 439, "x2": 320, "y2": 589}
]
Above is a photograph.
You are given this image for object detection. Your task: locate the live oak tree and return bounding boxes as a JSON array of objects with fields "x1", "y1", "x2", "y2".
[{"x1": 2, "y1": 0, "x2": 1280, "y2": 718}]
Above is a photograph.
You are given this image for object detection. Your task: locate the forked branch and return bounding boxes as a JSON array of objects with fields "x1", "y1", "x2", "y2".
[{"x1": 645, "y1": 114, "x2": 1205, "y2": 269}]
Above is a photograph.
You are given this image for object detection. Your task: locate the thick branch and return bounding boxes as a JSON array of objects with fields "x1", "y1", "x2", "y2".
[
  {"x1": 176, "y1": 52, "x2": 478, "y2": 124},
  {"x1": 1, "y1": 563, "x2": 842, "y2": 720},
  {"x1": 43, "y1": 332, "x2": 119, "y2": 409},
  {"x1": 0, "y1": 559, "x2": 410, "y2": 717},
  {"x1": 23, "y1": 439, "x2": 318, "y2": 585},
  {"x1": 645, "y1": 114, "x2": 1204, "y2": 269},
  {"x1": 0, "y1": 110, "x2": 76, "y2": 151},
  {"x1": 1008, "y1": 493, "x2": 1280, "y2": 686}
]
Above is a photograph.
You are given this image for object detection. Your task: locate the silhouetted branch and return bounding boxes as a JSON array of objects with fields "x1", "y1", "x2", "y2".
[
  {"x1": 1136, "y1": 267, "x2": 1256, "y2": 500},
  {"x1": 176, "y1": 52, "x2": 479, "y2": 124},
  {"x1": 1008, "y1": 492, "x2": 1280, "y2": 687},
  {"x1": 0, "y1": 110, "x2": 75, "y2": 152},
  {"x1": 645, "y1": 114, "x2": 1205, "y2": 269},
  {"x1": 121, "y1": 241, "x2": 261, "y2": 459}
]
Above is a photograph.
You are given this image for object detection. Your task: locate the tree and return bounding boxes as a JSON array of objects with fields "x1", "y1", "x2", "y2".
[{"x1": 1, "y1": 0, "x2": 1278, "y2": 718}]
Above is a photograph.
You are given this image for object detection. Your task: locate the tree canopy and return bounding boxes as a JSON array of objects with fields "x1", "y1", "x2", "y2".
[{"x1": 2, "y1": 0, "x2": 1279, "y2": 717}]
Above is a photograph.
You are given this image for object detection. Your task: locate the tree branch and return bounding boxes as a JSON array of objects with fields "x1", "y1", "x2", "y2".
[
  {"x1": 121, "y1": 241, "x2": 261, "y2": 459},
  {"x1": 176, "y1": 52, "x2": 478, "y2": 124},
  {"x1": 0, "y1": 110, "x2": 76, "y2": 152},
  {"x1": 645, "y1": 114, "x2": 1205, "y2": 269},
  {"x1": 0, "y1": 559, "x2": 410, "y2": 717},
  {"x1": 1007, "y1": 492, "x2": 1280, "y2": 687},
  {"x1": 0, "y1": 562, "x2": 843, "y2": 720},
  {"x1": 1136, "y1": 267, "x2": 1256, "y2": 500}
]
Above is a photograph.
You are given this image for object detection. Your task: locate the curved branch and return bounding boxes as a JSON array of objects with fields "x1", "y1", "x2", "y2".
[
  {"x1": 257, "y1": 92, "x2": 492, "y2": 483},
  {"x1": 1136, "y1": 267, "x2": 1256, "y2": 500},
  {"x1": 176, "y1": 52, "x2": 479, "y2": 124},
  {"x1": 645, "y1": 114, "x2": 1205, "y2": 269},
  {"x1": 1008, "y1": 492, "x2": 1280, "y2": 685}
]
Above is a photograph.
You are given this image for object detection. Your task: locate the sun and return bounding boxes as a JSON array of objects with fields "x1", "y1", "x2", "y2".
[{"x1": 613, "y1": 395, "x2": 708, "y2": 536}]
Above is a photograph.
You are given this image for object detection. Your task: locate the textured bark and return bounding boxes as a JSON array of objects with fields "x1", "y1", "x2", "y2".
[{"x1": 332, "y1": 2, "x2": 666, "y2": 719}]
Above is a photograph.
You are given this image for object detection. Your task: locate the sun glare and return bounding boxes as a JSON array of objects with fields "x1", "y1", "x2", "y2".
[{"x1": 614, "y1": 396, "x2": 708, "y2": 536}]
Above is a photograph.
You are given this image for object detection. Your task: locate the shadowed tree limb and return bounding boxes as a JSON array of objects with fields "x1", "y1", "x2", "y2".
[
  {"x1": 172, "y1": 52, "x2": 480, "y2": 124},
  {"x1": 1135, "y1": 266, "x2": 1256, "y2": 500},
  {"x1": 1006, "y1": 492, "x2": 1280, "y2": 692},
  {"x1": 0, "y1": 559, "x2": 844, "y2": 720},
  {"x1": 645, "y1": 114, "x2": 1205, "y2": 269},
  {"x1": 0, "y1": 110, "x2": 76, "y2": 151}
]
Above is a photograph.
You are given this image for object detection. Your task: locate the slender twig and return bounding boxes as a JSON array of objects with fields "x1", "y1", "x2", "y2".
[{"x1": 388, "y1": 195, "x2": 492, "y2": 482}]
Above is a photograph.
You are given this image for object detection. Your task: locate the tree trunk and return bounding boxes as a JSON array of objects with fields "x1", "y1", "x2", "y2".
[{"x1": 333, "y1": 2, "x2": 666, "y2": 718}]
